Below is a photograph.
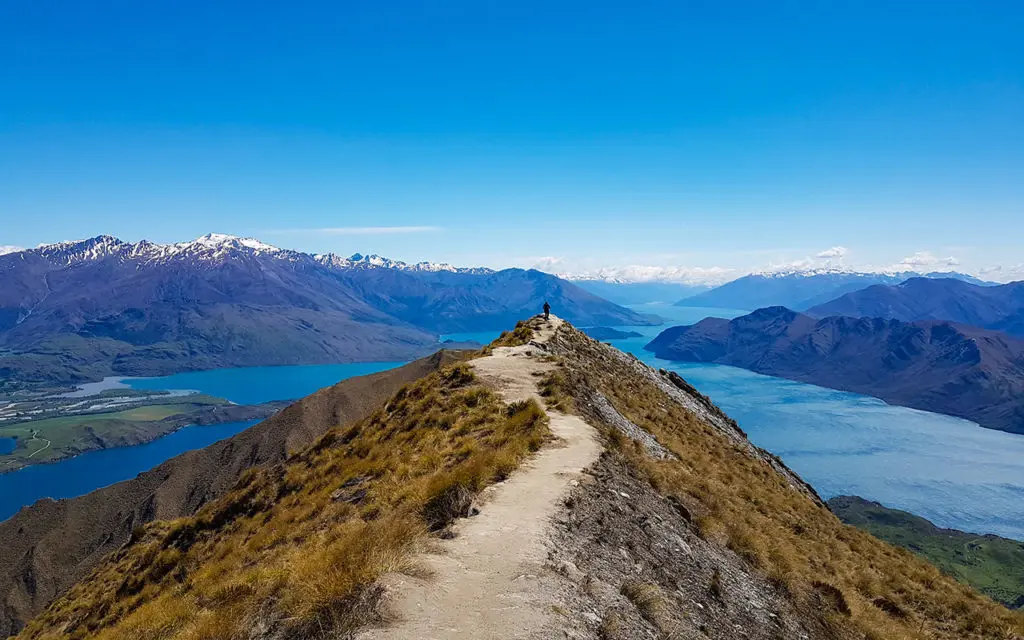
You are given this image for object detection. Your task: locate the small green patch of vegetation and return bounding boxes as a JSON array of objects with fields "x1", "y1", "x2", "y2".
[
  {"x1": 20, "y1": 365, "x2": 549, "y2": 640},
  {"x1": 830, "y1": 495, "x2": 1024, "y2": 610},
  {"x1": 0, "y1": 397, "x2": 231, "y2": 472}
]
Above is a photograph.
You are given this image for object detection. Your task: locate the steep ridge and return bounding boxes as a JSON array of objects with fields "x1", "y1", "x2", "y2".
[
  {"x1": 808, "y1": 277, "x2": 1024, "y2": 337},
  {"x1": 0, "y1": 351, "x2": 465, "y2": 637},
  {"x1": 645, "y1": 307, "x2": 1024, "y2": 434},
  {"x1": 15, "y1": 320, "x2": 1023, "y2": 639},
  {"x1": 361, "y1": 318, "x2": 602, "y2": 639}
]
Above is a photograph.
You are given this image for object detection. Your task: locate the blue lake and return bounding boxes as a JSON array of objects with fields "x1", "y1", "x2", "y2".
[
  {"x1": 0, "y1": 420, "x2": 257, "y2": 522},
  {"x1": 3, "y1": 307, "x2": 1024, "y2": 540},
  {"x1": 0, "y1": 361, "x2": 403, "y2": 522},
  {"x1": 601, "y1": 308, "x2": 1024, "y2": 540},
  {"x1": 126, "y1": 361, "x2": 405, "y2": 405},
  {"x1": 0, "y1": 438, "x2": 15, "y2": 455},
  {"x1": 454, "y1": 307, "x2": 1024, "y2": 539}
]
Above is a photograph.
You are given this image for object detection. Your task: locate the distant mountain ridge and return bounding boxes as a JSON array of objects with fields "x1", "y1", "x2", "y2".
[
  {"x1": 675, "y1": 269, "x2": 993, "y2": 311},
  {"x1": 0, "y1": 234, "x2": 651, "y2": 387},
  {"x1": 645, "y1": 307, "x2": 1024, "y2": 434},
  {"x1": 570, "y1": 280, "x2": 711, "y2": 305},
  {"x1": 808, "y1": 277, "x2": 1024, "y2": 337}
]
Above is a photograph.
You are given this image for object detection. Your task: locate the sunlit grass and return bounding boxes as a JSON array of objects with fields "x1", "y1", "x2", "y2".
[
  {"x1": 555, "y1": 326, "x2": 1024, "y2": 640},
  {"x1": 19, "y1": 363, "x2": 549, "y2": 640}
]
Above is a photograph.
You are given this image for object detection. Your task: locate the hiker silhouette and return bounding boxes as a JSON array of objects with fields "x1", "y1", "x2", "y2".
[{"x1": 543, "y1": 301, "x2": 551, "y2": 320}]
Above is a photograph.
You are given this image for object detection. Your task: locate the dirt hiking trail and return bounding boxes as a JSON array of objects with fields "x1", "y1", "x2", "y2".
[{"x1": 361, "y1": 316, "x2": 602, "y2": 640}]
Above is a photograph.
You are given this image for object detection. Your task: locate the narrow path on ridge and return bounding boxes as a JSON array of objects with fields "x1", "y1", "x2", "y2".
[{"x1": 361, "y1": 316, "x2": 603, "y2": 640}]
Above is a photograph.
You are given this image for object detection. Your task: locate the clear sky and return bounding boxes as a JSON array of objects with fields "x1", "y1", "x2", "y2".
[{"x1": 2, "y1": 1, "x2": 1022, "y2": 282}]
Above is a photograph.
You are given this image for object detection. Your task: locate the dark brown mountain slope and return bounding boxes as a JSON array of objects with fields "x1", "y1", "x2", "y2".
[
  {"x1": 645, "y1": 307, "x2": 1024, "y2": 434},
  {"x1": 0, "y1": 350, "x2": 465, "y2": 637}
]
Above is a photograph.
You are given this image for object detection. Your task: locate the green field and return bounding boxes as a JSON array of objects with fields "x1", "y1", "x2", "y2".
[
  {"x1": 0, "y1": 399, "x2": 224, "y2": 471},
  {"x1": 830, "y1": 496, "x2": 1024, "y2": 609}
]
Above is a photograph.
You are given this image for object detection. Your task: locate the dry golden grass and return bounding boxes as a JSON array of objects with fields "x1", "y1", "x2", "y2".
[
  {"x1": 555, "y1": 327, "x2": 1024, "y2": 640},
  {"x1": 19, "y1": 363, "x2": 548, "y2": 640},
  {"x1": 486, "y1": 319, "x2": 535, "y2": 350},
  {"x1": 536, "y1": 368, "x2": 574, "y2": 413},
  {"x1": 619, "y1": 581, "x2": 672, "y2": 631}
]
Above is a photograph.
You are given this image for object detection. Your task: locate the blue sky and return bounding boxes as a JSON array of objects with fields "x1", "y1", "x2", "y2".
[{"x1": 2, "y1": 1, "x2": 1022, "y2": 281}]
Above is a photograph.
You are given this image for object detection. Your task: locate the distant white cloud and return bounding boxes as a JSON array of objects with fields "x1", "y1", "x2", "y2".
[
  {"x1": 561, "y1": 264, "x2": 735, "y2": 286},
  {"x1": 896, "y1": 251, "x2": 960, "y2": 269},
  {"x1": 815, "y1": 246, "x2": 849, "y2": 260},
  {"x1": 0, "y1": 245, "x2": 23, "y2": 255},
  {"x1": 979, "y1": 264, "x2": 1024, "y2": 283},
  {"x1": 520, "y1": 256, "x2": 565, "y2": 271},
  {"x1": 266, "y1": 226, "x2": 441, "y2": 235}
]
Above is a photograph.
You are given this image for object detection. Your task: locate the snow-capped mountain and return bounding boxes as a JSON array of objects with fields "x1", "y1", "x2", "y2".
[
  {"x1": 561, "y1": 265, "x2": 734, "y2": 287},
  {"x1": 675, "y1": 269, "x2": 993, "y2": 311},
  {"x1": 0, "y1": 234, "x2": 650, "y2": 388},
  {"x1": 18, "y1": 233, "x2": 494, "y2": 275}
]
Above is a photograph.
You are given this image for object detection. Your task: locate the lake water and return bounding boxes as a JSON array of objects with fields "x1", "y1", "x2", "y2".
[
  {"x1": 0, "y1": 420, "x2": 257, "y2": 522},
  {"x1": 455, "y1": 306, "x2": 1024, "y2": 539},
  {"x1": 125, "y1": 361, "x2": 405, "y2": 405},
  {"x1": 0, "y1": 438, "x2": 14, "y2": 455},
  {"x1": 603, "y1": 306, "x2": 1024, "y2": 540},
  {"x1": 5, "y1": 308, "x2": 1024, "y2": 539},
  {"x1": 0, "y1": 361, "x2": 403, "y2": 523}
]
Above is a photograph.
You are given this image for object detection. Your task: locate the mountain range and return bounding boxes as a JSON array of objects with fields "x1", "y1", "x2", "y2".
[
  {"x1": 0, "y1": 234, "x2": 650, "y2": 388},
  {"x1": 645, "y1": 306, "x2": 1024, "y2": 434},
  {"x1": 674, "y1": 269, "x2": 993, "y2": 311},
  {"x1": 807, "y1": 277, "x2": 1024, "y2": 337}
]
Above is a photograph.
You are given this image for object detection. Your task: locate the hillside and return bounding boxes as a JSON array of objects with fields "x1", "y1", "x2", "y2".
[
  {"x1": 0, "y1": 351, "x2": 465, "y2": 637},
  {"x1": 808, "y1": 277, "x2": 1024, "y2": 337},
  {"x1": 676, "y1": 270, "x2": 990, "y2": 311},
  {"x1": 830, "y1": 496, "x2": 1024, "y2": 610},
  {"x1": 14, "y1": 318, "x2": 1022, "y2": 640},
  {"x1": 645, "y1": 307, "x2": 1024, "y2": 434},
  {"x1": 0, "y1": 235, "x2": 649, "y2": 389}
]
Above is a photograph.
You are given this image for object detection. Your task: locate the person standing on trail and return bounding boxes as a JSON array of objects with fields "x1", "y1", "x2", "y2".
[{"x1": 543, "y1": 301, "x2": 551, "y2": 320}]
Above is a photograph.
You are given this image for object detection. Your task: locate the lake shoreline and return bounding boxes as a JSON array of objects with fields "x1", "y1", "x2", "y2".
[{"x1": 0, "y1": 400, "x2": 288, "y2": 476}]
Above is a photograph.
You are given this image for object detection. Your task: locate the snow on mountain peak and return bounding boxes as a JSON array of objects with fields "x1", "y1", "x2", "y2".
[
  {"x1": 19, "y1": 233, "x2": 495, "y2": 276},
  {"x1": 190, "y1": 233, "x2": 282, "y2": 253}
]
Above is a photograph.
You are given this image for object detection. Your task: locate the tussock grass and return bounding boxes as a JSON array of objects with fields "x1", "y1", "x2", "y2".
[
  {"x1": 620, "y1": 581, "x2": 671, "y2": 630},
  {"x1": 537, "y1": 369, "x2": 574, "y2": 413},
  {"x1": 19, "y1": 363, "x2": 549, "y2": 640},
  {"x1": 554, "y1": 327, "x2": 1024, "y2": 640},
  {"x1": 487, "y1": 320, "x2": 535, "y2": 350}
]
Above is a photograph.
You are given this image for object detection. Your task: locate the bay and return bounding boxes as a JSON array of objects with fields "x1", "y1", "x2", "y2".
[
  {"x1": 603, "y1": 305, "x2": 1024, "y2": 540},
  {"x1": 1, "y1": 361, "x2": 404, "y2": 522},
  {"x1": 0, "y1": 420, "x2": 257, "y2": 522}
]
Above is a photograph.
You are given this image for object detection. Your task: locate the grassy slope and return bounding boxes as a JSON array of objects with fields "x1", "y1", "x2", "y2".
[
  {"x1": 829, "y1": 496, "x2": 1024, "y2": 609},
  {"x1": 15, "y1": 320, "x2": 1024, "y2": 640},
  {"x1": 18, "y1": 362, "x2": 549, "y2": 640},
  {"x1": 0, "y1": 398, "x2": 225, "y2": 471},
  {"x1": 548, "y1": 325, "x2": 1024, "y2": 640}
]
